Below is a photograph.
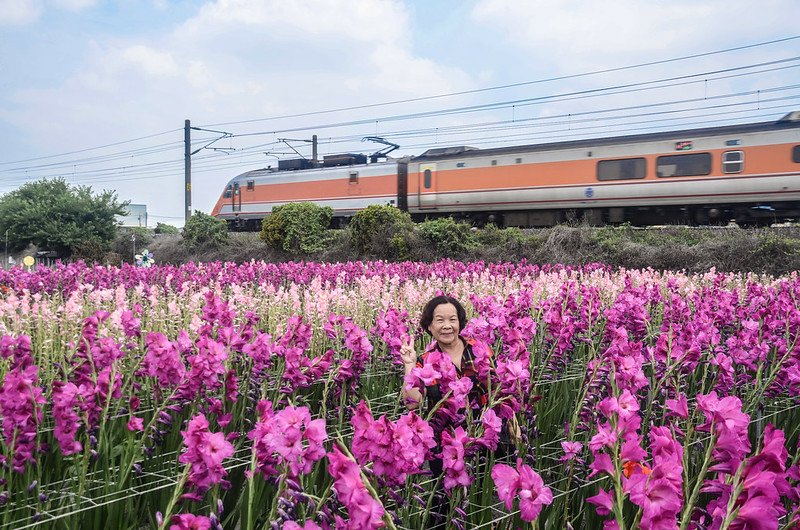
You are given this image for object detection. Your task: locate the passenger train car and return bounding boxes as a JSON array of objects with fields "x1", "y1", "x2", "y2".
[{"x1": 211, "y1": 112, "x2": 800, "y2": 229}]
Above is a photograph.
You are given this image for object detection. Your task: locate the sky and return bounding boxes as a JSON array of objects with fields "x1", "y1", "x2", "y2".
[{"x1": 0, "y1": 0, "x2": 799, "y2": 227}]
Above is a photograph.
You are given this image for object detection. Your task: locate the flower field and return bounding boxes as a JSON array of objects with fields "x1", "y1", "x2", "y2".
[{"x1": 0, "y1": 259, "x2": 800, "y2": 529}]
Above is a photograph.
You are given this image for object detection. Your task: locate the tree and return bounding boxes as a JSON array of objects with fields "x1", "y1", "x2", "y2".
[{"x1": 0, "y1": 178, "x2": 128, "y2": 256}]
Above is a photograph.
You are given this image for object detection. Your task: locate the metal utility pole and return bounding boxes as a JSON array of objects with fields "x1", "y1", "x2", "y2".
[
  {"x1": 184, "y1": 120, "x2": 233, "y2": 224},
  {"x1": 279, "y1": 136, "x2": 319, "y2": 165},
  {"x1": 312, "y1": 134, "x2": 318, "y2": 165},
  {"x1": 184, "y1": 120, "x2": 191, "y2": 224}
]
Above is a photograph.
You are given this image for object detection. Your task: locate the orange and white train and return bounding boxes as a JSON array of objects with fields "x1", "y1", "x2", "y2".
[{"x1": 211, "y1": 112, "x2": 800, "y2": 228}]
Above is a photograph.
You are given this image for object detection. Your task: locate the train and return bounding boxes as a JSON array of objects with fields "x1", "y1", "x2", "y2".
[{"x1": 211, "y1": 112, "x2": 800, "y2": 229}]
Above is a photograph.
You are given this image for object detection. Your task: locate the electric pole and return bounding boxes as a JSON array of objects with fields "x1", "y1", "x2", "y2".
[
  {"x1": 184, "y1": 120, "x2": 192, "y2": 224},
  {"x1": 184, "y1": 120, "x2": 233, "y2": 225}
]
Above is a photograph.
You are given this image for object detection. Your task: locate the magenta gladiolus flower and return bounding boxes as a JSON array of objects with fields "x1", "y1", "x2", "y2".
[
  {"x1": 350, "y1": 401, "x2": 434, "y2": 485},
  {"x1": 476, "y1": 409, "x2": 502, "y2": 451},
  {"x1": 248, "y1": 402, "x2": 327, "y2": 478},
  {"x1": 441, "y1": 426, "x2": 473, "y2": 491},
  {"x1": 587, "y1": 488, "x2": 614, "y2": 516},
  {"x1": 327, "y1": 445, "x2": 385, "y2": 529},
  {"x1": 127, "y1": 417, "x2": 144, "y2": 432},
  {"x1": 0, "y1": 364, "x2": 45, "y2": 472},
  {"x1": 283, "y1": 521, "x2": 322, "y2": 530},
  {"x1": 169, "y1": 513, "x2": 212, "y2": 530},
  {"x1": 560, "y1": 441, "x2": 583, "y2": 462},
  {"x1": 52, "y1": 381, "x2": 84, "y2": 456},
  {"x1": 179, "y1": 414, "x2": 234, "y2": 496},
  {"x1": 665, "y1": 394, "x2": 688, "y2": 419},
  {"x1": 491, "y1": 459, "x2": 552, "y2": 522}
]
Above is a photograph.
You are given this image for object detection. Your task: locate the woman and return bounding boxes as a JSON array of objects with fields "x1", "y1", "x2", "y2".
[
  {"x1": 400, "y1": 295, "x2": 490, "y2": 415},
  {"x1": 400, "y1": 295, "x2": 515, "y2": 527}
]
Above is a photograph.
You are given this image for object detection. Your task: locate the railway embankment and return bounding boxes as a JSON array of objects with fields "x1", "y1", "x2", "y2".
[{"x1": 145, "y1": 223, "x2": 800, "y2": 276}]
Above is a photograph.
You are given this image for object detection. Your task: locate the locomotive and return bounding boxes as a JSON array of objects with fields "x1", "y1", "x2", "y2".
[{"x1": 211, "y1": 112, "x2": 800, "y2": 229}]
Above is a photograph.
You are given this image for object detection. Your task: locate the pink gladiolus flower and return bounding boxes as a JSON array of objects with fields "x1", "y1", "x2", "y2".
[
  {"x1": 247, "y1": 403, "x2": 327, "y2": 478},
  {"x1": 561, "y1": 441, "x2": 583, "y2": 462},
  {"x1": 491, "y1": 459, "x2": 553, "y2": 522},
  {"x1": 441, "y1": 427, "x2": 473, "y2": 491},
  {"x1": 665, "y1": 394, "x2": 688, "y2": 419},
  {"x1": 0, "y1": 364, "x2": 45, "y2": 472},
  {"x1": 179, "y1": 414, "x2": 234, "y2": 496},
  {"x1": 351, "y1": 401, "x2": 434, "y2": 485},
  {"x1": 476, "y1": 409, "x2": 502, "y2": 451},
  {"x1": 127, "y1": 417, "x2": 144, "y2": 432},
  {"x1": 327, "y1": 446, "x2": 385, "y2": 529},
  {"x1": 52, "y1": 381, "x2": 84, "y2": 456},
  {"x1": 169, "y1": 513, "x2": 212, "y2": 530},
  {"x1": 283, "y1": 522, "x2": 322, "y2": 530},
  {"x1": 587, "y1": 488, "x2": 614, "y2": 516}
]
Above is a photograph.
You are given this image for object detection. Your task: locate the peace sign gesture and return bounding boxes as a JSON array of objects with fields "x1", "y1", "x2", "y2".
[{"x1": 399, "y1": 335, "x2": 417, "y2": 367}]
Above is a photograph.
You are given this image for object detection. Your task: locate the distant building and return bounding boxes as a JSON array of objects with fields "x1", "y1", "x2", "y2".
[{"x1": 118, "y1": 204, "x2": 148, "y2": 227}]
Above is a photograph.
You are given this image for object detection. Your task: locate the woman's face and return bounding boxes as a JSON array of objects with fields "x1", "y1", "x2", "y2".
[{"x1": 428, "y1": 303, "x2": 460, "y2": 348}]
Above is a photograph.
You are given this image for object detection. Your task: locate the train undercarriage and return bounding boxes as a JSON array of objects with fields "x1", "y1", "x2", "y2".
[{"x1": 226, "y1": 200, "x2": 800, "y2": 232}]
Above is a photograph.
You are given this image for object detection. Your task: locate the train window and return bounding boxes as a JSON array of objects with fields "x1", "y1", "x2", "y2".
[
  {"x1": 656, "y1": 153, "x2": 712, "y2": 177},
  {"x1": 793, "y1": 145, "x2": 800, "y2": 163},
  {"x1": 349, "y1": 171, "x2": 358, "y2": 184},
  {"x1": 597, "y1": 158, "x2": 646, "y2": 181},
  {"x1": 491, "y1": 160, "x2": 497, "y2": 166},
  {"x1": 515, "y1": 158, "x2": 522, "y2": 164},
  {"x1": 223, "y1": 184, "x2": 233, "y2": 198},
  {"x1": 423, "y1": 169, "x2": 432, "y2": 189},
  {"x1": 457, "y1": 162, "x2": 466, "y2": 168},
  {"x1": 722, "y1": 151, "x2": 744, "y2": 174},
  {"x1": 246, "y1": 180, "x2": 255, "y2": 191}
]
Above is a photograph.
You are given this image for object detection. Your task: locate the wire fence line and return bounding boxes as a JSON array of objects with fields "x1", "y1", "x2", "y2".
[{"x1": 2, "y1": 352, "x2": 796, "y2": 528}]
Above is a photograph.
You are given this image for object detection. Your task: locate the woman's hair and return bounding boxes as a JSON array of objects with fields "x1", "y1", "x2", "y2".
[{"x1": 419, "y1": 295, "x2": 467, "y2": 335}]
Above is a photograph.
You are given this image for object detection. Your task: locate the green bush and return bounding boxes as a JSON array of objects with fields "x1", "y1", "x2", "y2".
[
  {"x1": 417, "y1": 217, "x2": 479, "y2": 256},
  {"x1": 347, "y1": 205, "x2": 414, "y2": 258},
  {"x1": 183, "y1": 211, "x2": 229, "y2": 249},
  {"x1": 154, "y1": 222, "x2": 180, "y2": 235},
  {"x1": 72, "y1": 237, "x2": 109, "y2": 265},
  {"x1": 259, "y1": 202, "x2": 333, "y2": 255}
]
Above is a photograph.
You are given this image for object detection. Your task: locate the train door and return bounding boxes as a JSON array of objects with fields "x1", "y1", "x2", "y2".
[
  {"x1": 226, "y1": 182, "x2": 242, "y2": 213},
  {"x1": 418, "y1": 163, "x2": 438, "y2": 209}
]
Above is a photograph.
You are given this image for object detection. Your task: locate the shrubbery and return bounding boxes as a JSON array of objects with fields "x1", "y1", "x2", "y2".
[
  {"x1": 183, "y1": 211, "x2": 229, "y2": 248},
  {"x1": 417, "y1": 217, "x2": 479, "y2": 256},
  {"x1": 259, "y1": 202, "x2": 333, "y2": 254},
  {"x1": 348, "y1": 205, "x2": 414, "y2": 259},
  {"x1": 154, "y1": 222, "x2": 180, "y2": 235}
]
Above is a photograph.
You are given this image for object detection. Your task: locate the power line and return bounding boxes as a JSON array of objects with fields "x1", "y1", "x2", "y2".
[
  {"x1": 220, "y1": 58, "x2": 800, "y2": 139},
  {"x1": 3, "y1": 53, "x2": 796, "y2": 183},
  {"x1": 199, "y1": 35, "x2": 800, "y2": 128},
  {"x1": 0, "y1": 128, "x2": 181, "y2": 166},
  {"x1": 3, "y1": 34, "x2": 797, "y2": 187}
]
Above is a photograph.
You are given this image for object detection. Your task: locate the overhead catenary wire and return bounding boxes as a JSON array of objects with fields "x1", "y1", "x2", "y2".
[
  {"x1": 199, "y1": 34, "x2": 800, "y2": 128},
  {"x1": 2, "y1": 49, "x2": 798, "y2": 180},
  {"x1": 0, "y1": 39, "x2": 797, "y2": 217}
]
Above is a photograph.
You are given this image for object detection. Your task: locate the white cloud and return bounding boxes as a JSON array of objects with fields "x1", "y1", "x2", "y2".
[
  {"x1": 2, "y1": 0, "x2": 475, "y2": 217},
  {"x1": 0, "y1": 0, "x2": 42, "y2": 25},
  {"x1": 471, "y1": 0, "x2": 798, "y2": 71},
  {"x1": 50, "y1": 0, "x2": 97, "y2": 10},
  {"x1": 121, "y1": 45, "x2": 179, "y2": 77}
]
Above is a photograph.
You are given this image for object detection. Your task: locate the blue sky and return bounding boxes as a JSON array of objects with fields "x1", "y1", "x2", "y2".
[{"x1": 1, "y1": 0, "x2": 799, "y2": 226}]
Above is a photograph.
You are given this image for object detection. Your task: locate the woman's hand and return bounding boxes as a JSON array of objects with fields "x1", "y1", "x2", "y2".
[{"x1": 399, "y1": 335, "x2": 417, "y2": 368}]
